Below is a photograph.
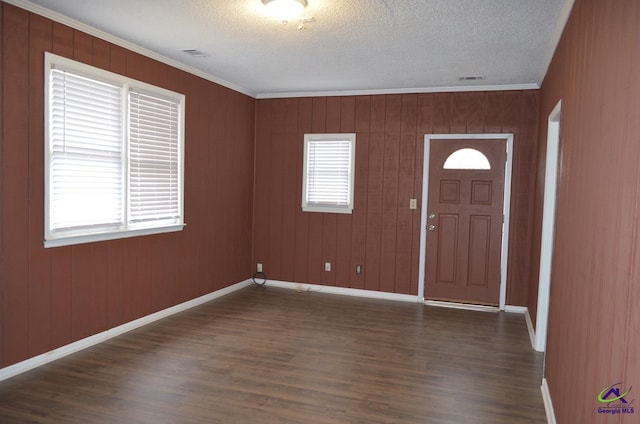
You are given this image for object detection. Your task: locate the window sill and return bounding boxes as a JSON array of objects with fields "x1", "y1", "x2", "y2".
[
  {"x1": 44, "y1": 224, "x2": 185, "y2": 248},
  {"x1": 302, "y1": 205, "x2": 353, "y2": 214}
]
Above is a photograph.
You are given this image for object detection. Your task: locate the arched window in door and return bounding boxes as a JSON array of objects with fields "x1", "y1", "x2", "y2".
[{"x1": 443, "y1": 148, "x2": 491, "y2": 170}]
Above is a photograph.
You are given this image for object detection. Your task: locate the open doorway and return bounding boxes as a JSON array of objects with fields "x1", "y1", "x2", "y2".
[{"x1": 535, "y1": 100, "x2": 562, "y2": 352}]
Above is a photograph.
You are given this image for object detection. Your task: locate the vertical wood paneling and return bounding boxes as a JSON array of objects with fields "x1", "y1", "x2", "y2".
[
  {"x1": 624, "y1": 7, "x2": 640, "y2": 402},
  {"x1": 293, "y1": 98, "x2": 312, "y2": 283},
  {"x1": 369, "y1": 96, "x2": 386, "y2": 133},
  {"x1": 253, "y1": 100, "x2": 273, "y2": 274},
  {"x1": 106, "y1": 240, "x2": 125, "y2": 328},
  {"x1": 450, "y1": 93, "x2": 468, "y2": 133},
  {"x1": 1, "y1": 5, "x2": 255, "y2": 368},
  {"x1": 400, "y1": 94, "x2": 417, "y2": 134},
  {"x1": 28, "y1": 13, "x2": 53, "y2": 358},
  {"x1": 92, "y1": 37, "x2": 109, "y2": 68},
  {"x1": 380, "y1": 131, "x2": 399, "y2": 293},
  {"x1": 531, "y1": 0, "x2": 640, "y2": 422},
  {"x1": 484, "y1": 92, "x2": 503, "y2": 133},
  {"x1": 466, "y1": 92, "x2": 485, "y2": 133},
  {"x1": 416, "y1": 94, "x2": 434, "y2": 135},
  {"x1": 433, "y1": 93, "x2": 451, "y2": 133},
  {"x1": 280, "y1": 130, "x2": 298, "y2": 282},
  {"x1": 321, "y1": 214, "x2": 337, "y2": 286},
  {"x1": 350, "y1": 97, "x2": 371, "y2": 289},
  {"x1": 90, "y1": 244, "x2": 108, "y2": 333},
  {"x1": 255, "y1": 90, "x2": 539, "y2": 300},
  {"x1": 502, "y1": 92, "x2": 523, "y2": 134},
  {"x1": 72, "y1": 29, "x2": 92, "y2": 64},
  {"x1": 0, "y1": 2, "x2": 4, "y2": 367},
  {"x1": 267, "y1": 128, "x2": 284, "y2": 279},
  {"x1": 3, "y1": 4, "x2": 31, "y2": 365},
  {"x1": 364, "y1": 132, "x2": 384, "y2": 291},
  {"x1": 71, "y1": 246, "x2": 92, "y2": 340},
  {"x1": 122, "y1": 242, "x2": 140, "y2": 323},
  {"x1": 395, "y1": 133, "x2": 416, "y2": 294}
]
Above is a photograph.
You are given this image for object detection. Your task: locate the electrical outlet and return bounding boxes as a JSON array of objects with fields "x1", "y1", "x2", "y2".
[
  {"x1": 410, "y1": 198, "x2": 417, "y2": 209},
  {"x1": 325, "y1": 262, "x2": 331, "y2": 272},
  {"x1": 257, "y1": 263, "x2": 263, "y2": 272}
]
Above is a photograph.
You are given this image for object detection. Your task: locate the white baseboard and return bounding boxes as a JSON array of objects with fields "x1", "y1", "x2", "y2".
[
  {"x1": 541, "y1": 378, "x2": 557, "y2": 424},
  {"x1": 0, "y1": 279, "x2": 252, "y2": 382},
  {"x1": 503, "y1": 305, "x2": 527, "y2": 313},
  {"x1": 502, "y1": 305, "x2": 537, "y2": 350},
  {"x1": 524, "y1": 309, "x2": 537, "y2": 350},
  {"x1": 425, "y1": 300, "x2": 499, "y2": 312},
  {"x1": 264, "y1": 280, "x2": 420, "y2": 303}
]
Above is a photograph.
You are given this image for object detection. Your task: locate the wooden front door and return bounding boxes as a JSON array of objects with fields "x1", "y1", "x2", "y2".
[{"x1": 425, "y1": 139, "x2": 506, "y2": 305}]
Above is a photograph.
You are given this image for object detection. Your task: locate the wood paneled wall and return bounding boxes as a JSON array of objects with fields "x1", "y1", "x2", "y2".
[
  {"x1": 0, "y1": 3, "x2": 255, "y2": 368},
  {"x1": 532, "y1": 0, "x2": 640, "y2": 422},
  {"x1": 254, "y1": 91, "x2": 539, "y2": 302}
]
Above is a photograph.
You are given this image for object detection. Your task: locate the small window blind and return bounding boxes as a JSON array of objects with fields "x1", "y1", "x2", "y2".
[
  {"x1": 302, "y1": 134, "x2": 355, "y2": 214},
  {"x1": 49, "y1": 69, "x2": 124, "y2": 232},
  {"x1": 128, "y1": 91, "x2": 181, "y2": 224},
  {"x1": 306, "y1": 140, "x2": 351, "y2": 205}
]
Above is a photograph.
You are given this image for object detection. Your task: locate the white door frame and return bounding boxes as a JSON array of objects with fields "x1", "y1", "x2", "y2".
[
  {"x1": 534, "y1": 100, "x2": 562, "y2": 352},
  {"x1": 418, "y1": 134, "x2": 514, "y2": 310}
]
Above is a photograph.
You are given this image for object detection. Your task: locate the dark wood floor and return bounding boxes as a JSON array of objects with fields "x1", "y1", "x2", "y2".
[{"x1": 0, "y1": 286, "x2": 546, "y2": 423}]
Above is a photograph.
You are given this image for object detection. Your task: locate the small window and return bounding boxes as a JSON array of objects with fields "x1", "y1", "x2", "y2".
[
  {"x1": 45, "y1": 53, "x2": 185, "y2": 247},
  {"x1": 443, "y1": 148, "x2": 491, "y2": 170},
  {"x1": 302, "y1": 133, "x2": 356, "y2": 214}
]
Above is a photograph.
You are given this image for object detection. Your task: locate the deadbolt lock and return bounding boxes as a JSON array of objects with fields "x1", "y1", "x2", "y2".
[{"x1": 428, "y1": 213, "x2": 436, "y2": 219}]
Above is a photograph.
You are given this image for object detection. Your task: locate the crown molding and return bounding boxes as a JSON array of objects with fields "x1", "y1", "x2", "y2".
[
  {"x1": 256, "y1": 83, "x2": 540, "y2": 99},
  {"x1": 3, "y1": 0, "x2": 257, "y2": 98}
]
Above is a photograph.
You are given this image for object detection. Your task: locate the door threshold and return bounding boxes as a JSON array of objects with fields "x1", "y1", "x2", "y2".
[{"x1": 424, "y1": 299, "x2": 499, "y2": 313}]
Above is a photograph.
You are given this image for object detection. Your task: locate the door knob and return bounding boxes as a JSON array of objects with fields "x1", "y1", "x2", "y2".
[{"x1": 427, "y1": 224, "x2": 436, "y2": 231}]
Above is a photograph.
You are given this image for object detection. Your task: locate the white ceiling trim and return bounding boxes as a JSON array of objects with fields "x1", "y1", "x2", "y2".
[
  {"x1": 4, "y1": 0, "x2": 258, "y2": 98},
  {"x1": 5, "y1": 0, "x2": 571, "y2": 100},
  {"x1": 257, "y1": 83, "x2": 540, "y2": 99}
]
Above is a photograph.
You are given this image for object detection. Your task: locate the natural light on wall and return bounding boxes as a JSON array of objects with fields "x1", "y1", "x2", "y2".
[{"x1": 262, "y1": 0, "x2": 307, "y2": 20}]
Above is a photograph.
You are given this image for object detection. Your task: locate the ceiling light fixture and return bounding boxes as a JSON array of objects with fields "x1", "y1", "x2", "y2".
[{"x1": 262, "y1": 0, "x2": 308, "y2": 21}]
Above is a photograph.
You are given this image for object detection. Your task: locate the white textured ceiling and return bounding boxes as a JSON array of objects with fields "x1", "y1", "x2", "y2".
[{"x1": 14, "y1": 0, "x2": 571, "y2": 98}]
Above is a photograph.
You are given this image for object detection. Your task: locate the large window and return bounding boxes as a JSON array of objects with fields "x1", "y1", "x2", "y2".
[
  {"x1": 44, "y1": 53, "x2": 185, "y2": 247},
  {"x1": 302, "y1": 133, "x2": 356, "y2": 214}
]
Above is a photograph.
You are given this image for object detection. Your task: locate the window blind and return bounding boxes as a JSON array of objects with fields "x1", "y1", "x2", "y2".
[
  {"x1": 306, "y1": 139, "x2": 352, "y2": 206},
  {"x1": 128, "y1": 91, "x2": 181, "y2": 224},
  {"x1": 49, "y1": 69, "x2": 123, "y2": 232}
]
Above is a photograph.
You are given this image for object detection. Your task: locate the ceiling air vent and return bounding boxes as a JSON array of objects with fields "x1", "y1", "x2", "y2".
[
  {"x1": 458, "y1": 76, "x2": 486, "y2": 81},
  {"x1": 181, "y1": 49, "x2": 207, "y2": 58}
]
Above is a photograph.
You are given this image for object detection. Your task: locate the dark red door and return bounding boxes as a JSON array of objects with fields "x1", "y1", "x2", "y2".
[{"x1": 425, "y1": 139, "x2": 506, "y2": 305}]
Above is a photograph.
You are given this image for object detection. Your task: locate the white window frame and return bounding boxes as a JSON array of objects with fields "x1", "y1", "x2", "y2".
[
  {"x1": 302, "y1": 133, "x2": 356, "y2": 214},
  {"x1": 44, "y1": 52, "x2": 185, "y2": 248}
]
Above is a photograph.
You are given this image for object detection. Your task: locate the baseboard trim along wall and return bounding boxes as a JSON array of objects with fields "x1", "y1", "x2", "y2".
[
  {"x1": 425, "y1": 300, "x2": 499, "y2": 312},
  {"x1": 541, "y1": 378, "x2": 557, "y2": 424},
  {"x1": 264, "y1": 280, "x2": 421, "y2": 303},
  {"x1": 0, "y1": 279, "x2": 253, "y2": 382},
  {"x1": 524, "y1": 309, "x2": 537, "y2": 350}
]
